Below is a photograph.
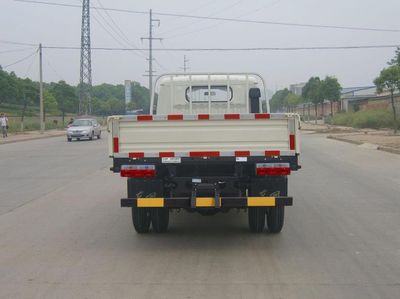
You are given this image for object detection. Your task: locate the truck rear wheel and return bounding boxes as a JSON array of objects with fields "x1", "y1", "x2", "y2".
[
  {"x1": 267, "y1": 206, "x2": 285, "y2": 233},
  {"x1": 132, "y1": 207, "x2": 151, "y2": 233},
  {"x1": 151, "y1": 208, "x2": 169, "y2": 233},
  {"x1": 248, "y1": 207, "x2": 266, "y2": 232}
]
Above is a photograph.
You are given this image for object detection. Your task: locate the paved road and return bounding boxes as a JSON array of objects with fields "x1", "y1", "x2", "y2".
[{"x1": 0, "y1": 133, "x2": 399, "y2": 298}]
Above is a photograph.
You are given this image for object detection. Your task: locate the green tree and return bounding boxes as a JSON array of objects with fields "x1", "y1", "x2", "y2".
[
  {"x1": 19, "y1": 78, "x2": 39, "y2": 131},
  {"x1": 285, "y1": 93, "x2": 303, "y2": 112},
  {"x1": 0, "y1": 69, "x2": 21, "y2": 105},
  {"x1": 131, "y1": 82, "x2": 150, "y2": 113},
  {"x1": 374, "y1": 66, "x2": 400, "y2": 133},
  {"x1": 91, "y1": 82, "x2": 150, "y2": 114},
  {"x1": 321, "y1": 76, "x2": 342, "y2": 116},
  {"x1": 388, "y1": 47, "x2": 400, "y2": 66},
  {"x1": 43, "y1": 90, "x2": 58, "y2": 117},
  {"x1": 303, "y1": 77, "x2": 323, "y2": 123},
  {"x1": 49, "y1": 81, "x2": 78, "y2": 124},
  {"x1": 270, "y1": 88, "x2": 290, "y2": 112},
  {"x1": 0, "y1": 67, "x2": 150, "y2": 120}
]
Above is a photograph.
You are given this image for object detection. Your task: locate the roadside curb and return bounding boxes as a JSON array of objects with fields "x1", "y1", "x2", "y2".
[
  {"x1": 0, "y1": 127, "x2": 107, "y2": 145},
  {"x1": 0, "y1": 131, "x2": 65, "y2": 145},
  {"x1": 377, "y1": 145, "x2": 400, "y2": 155},
  {"x1": 326, "y1": 135, "x2": 363, "y2": 145},
  {"x1": 327, "y1": 135, "x2": 400, "y2": 155}
]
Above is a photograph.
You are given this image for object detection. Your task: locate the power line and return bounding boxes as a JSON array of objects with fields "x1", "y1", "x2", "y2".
[
  {"x1": 164, "y1": 0, "x2": 282, "y2": 39},
  {"x1": 95, "y1": 0, "x2": 145, "y2": 56},
  {"x1": 91, "y1": 2, "x2": 146, "y2": 59},
  {"x1": 24, "y1": 51, "x2": 38, "y2": 77},
  {"x1": 154, "y1": 58, "x2": 168, "y2": 72},
  {"x1": 155, "y1": 12, "x2": 400, "y2": 33},
  {"x1": 39, "y1": 44, "x2": 400, "y2": 51},
  {"x1": 91, "y1": 12, "x2": 126, "y2": 48},
  {"x1": 239, "y1": 0, "x2": 285, "y2": 17},
  {"x1": 159, "y1": 0, "x2": 244, "y2": 36},
  {"x1": 45, "y1": 57, "x2": 63, "y2": 80},
  {"x1": 0, "y1": 39, "x2": 37, "y2": 46},
  {"x1": 0, "y1": 47, "x2": 36, "y2": 54},
  {"x1": 156, "y1": 0, "x2": 218, "y2": 36},
  {"x1": 2, "y1": 50, "x2": 38, "y2": 68},
  {"x1": 159, "y1": 40, "x2": 180, "y2": 69},
  {"x1": 14, "y1": 0, "x2": 400, "y2": 33},
  {"x1": 14, "y1": 0, "x2": 147, "y2": 14}
]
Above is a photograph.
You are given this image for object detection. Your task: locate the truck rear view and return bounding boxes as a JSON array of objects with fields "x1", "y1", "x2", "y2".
[{"x1": 109, "y1": 73, "x2": 300, "y2": 234}]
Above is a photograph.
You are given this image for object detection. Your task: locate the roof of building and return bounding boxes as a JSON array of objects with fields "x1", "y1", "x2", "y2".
[{"x1": 341, "y1": 86, "x2": 375, "y2": 95}]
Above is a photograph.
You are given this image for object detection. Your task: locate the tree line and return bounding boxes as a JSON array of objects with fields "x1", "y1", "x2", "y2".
[
  {"x1": 0, "y1": 67, "x2": 150, "y2": 122},
  {"x1": 270, "y1": 48, "x2": 400, "y2": 132},
  {"x1": 270, "y1": 75, "x2": 342, "y2": 121},
  {"x1": 374, "y1": 48, "x2": 400, "y2": 133}
]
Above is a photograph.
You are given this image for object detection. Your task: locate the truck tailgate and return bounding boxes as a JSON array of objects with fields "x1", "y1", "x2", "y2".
[{"x1": 108, "y1": 114, "x2": 299, "y2": 157}]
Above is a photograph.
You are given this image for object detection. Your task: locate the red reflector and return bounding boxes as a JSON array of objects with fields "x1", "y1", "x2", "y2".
[
  {"x1": 168, "y1": 114, "x2": 183, "y2": 120},
  {"x1": 255, "y1": 113, "x2": 270, "y2": 119},
  {"x1": 257, "y1": 167, "x2": 291, "y2": 176},
  {"x1": 224, "y1": 114, "x2": 240, "y2": 120},
  {"x1": 256, "y1": 163, "x2": 291, "y2": 176},
  {"x1": 198, "y1": 114, "x2": 210, "y2": 120},
  {"x1": 235, "y1": 151, "x2": 250, "y2": 157},
  {"x1": 129, "y1": 152, "x2": 145, "y2": 158},
  {"x1": 121, "y1": 165, "x2": 155, "y2": 177},
  {"x1": 290, "y1": 134, "x2": 296, "y2": 150},
  {"x1": 265, "y1": 150, "x2": 280, "y2": 157},
  {"x1": 159, "y1": 152, "x2": 175, "y2": 158},
  {"x1": 137, "y1": 115, "x2": 153, "y2": 121},
  {"x1": 113, "y1": 137, "x2": 119, "y2": 153},
  {"x1": 190, "y1": 151, "x2": 220, "y2": 157}
]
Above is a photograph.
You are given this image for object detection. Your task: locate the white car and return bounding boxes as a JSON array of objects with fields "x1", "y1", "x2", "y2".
[{"x1": 66, "y1": 118, "x2": 101, "y2": 142}]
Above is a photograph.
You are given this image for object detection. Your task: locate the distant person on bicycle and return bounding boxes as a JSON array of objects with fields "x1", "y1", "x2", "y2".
[{"x1": 0, "y1": 113, "x2": 9, "y2": 138}]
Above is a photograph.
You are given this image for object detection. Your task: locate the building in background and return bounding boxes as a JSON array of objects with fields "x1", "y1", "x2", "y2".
[
  {"x1": 295, "y1": 84, "x2": 400, "y2": 120},
  {"x1": 124, "y1": 80, "x2": 132, "y2": 106},
  {"x1": 289, "y1": 83, "x2": 306, "y2": 96}
]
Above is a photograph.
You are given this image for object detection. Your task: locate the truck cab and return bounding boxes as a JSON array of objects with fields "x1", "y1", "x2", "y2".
[{"x1": 154, "y1": 74, "x2": 265, "y2": 115}]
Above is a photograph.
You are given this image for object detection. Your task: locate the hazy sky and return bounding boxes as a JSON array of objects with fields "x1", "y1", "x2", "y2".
[{"x1": 1, "y1": 0, "x2": 400, "y2": 91}]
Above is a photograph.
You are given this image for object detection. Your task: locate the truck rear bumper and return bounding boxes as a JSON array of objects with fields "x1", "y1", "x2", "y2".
[{"x1": 121, "y1": 196, "x2": 293, "y2": 208}]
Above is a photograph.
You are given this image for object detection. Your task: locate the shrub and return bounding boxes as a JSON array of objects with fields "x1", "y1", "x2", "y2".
[
  {"x1": 331, "y1": 112, "x2": 354, "y2": 127},
  {"x1": 332, "y1": 109, "x2": 399, "y2": 129}
]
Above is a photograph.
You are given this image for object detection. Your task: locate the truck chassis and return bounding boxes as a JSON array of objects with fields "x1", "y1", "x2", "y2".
[{"x1": 112, "y1": 155, "x2": 299, "y2": 233}]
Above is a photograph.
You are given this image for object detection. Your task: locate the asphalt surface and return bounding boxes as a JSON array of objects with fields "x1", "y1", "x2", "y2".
[{"x1": 0, "y1": 132, "x2": 399, "y2": 298}]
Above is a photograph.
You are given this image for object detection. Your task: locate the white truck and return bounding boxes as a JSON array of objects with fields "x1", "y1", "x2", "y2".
[{"x1": 108, "y1": 73, "x2": 300, "y2": 234}]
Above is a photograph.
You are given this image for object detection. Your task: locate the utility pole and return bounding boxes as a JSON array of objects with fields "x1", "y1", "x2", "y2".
[
  {"x1": 39, "y1": 43, "x2": 44, "y2": 133},
  {"x1": 141, "y1": 9, "x2": 162, "y2": 102},
  {"x1": 79, "y1": 0, "x2": 92, "y2": 115},
  {"x1": 181, "y1": 55, "x2": 190, "y2": 73}
]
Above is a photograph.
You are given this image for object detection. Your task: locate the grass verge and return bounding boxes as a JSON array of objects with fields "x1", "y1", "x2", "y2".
[{"x1": 331, "y1": 109, "x2": 399, "y2": 129}]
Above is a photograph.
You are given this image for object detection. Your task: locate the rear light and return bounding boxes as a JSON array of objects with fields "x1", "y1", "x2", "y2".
[
  {"x1": 256, "y1": 163, "x2": 291, "y2": 176},
  {"x1": 289, "y1": 134, "x2": 296, "y2": 150},
  {"x1": 113, "y1": 137, "x2": 119, "y2": 153},
  {"x1": 120, "y1": 165, "x2": 156, "y2": 177}
]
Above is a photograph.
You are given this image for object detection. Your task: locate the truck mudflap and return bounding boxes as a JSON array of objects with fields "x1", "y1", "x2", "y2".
[{"x1": 121, "y1": 196, "x2": 293, "y2": 208}]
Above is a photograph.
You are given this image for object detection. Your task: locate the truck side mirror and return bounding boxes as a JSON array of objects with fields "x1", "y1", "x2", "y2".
[{"x1": 249, "y1": 88, "x2": 261, "y2": 113}]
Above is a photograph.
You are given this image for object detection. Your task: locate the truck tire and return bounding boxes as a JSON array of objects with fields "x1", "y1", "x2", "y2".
[
  {"x1": 132, "y1": 207, "x2": 151, "y2": 233},
  {"x1": 267, "y1": 206, "x2": 285, "y2": 233},
  {"x1": 151, "y1": 208, "x2": 169, "y2": 233},
  {"x1": 248, "y1": 207, "x2": 266, "y2": 232}
]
